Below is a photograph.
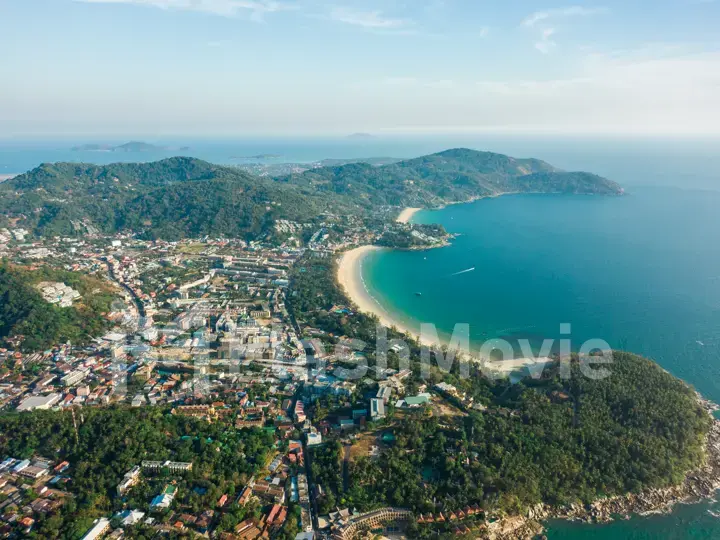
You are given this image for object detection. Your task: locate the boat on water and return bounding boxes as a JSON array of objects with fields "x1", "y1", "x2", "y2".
[
  {"x1": 450, "y1": 267, "x2": 476, "y2": 276},
  {"x1": 415, "y1": 292, "x2": 422, "y2": 297}
]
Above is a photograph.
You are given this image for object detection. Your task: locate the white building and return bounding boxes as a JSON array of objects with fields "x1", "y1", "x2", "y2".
[
  {"x1": 307, "y1": 432, "x2": 322, "y2": 446},
  {"x1": 61, "y1": 370, "x2": 87, "y2": 387},
  {"x1": 116, "y1": 509, "x2": 145, "y2": 526},
  {"x1": 36, "y1": 282, "x2": 82, "y2": 307},
  {"x1": 117, "y1": 466, "x2": 141, "y2": 494},
  {"x1": 16, "y1": 393, "x2": 61, "y2": 412},
  {"x1": 370, "y1": 398, "x2": 386, "y2": 419},
  {"x1": 81, "y1": 518, "x2": 111, "y2": 540}
]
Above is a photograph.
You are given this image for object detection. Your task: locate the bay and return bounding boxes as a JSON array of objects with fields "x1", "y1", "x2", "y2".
[{"x1": 362, "y1": 186, "x2": 720, "y2": 537}]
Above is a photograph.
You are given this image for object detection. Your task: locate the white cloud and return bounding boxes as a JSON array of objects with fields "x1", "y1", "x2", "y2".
[
  {"x1": 382, "y1": 77, "x2": 420, "y2": 85},
  {"x1": 328, "y1": 6, "x2": 410, "y2": 29},
  {"x1": 78, "y1": 0, "x2": 421, "y2": 30},
  {"x1": 521, "y1": 6, "x2": 608, "y2": 28},
  {"x1": 466, "y1": 49, "x2": 720, "y2": 133},
  {"x1": 344, "y1": 47, "x2": 720, "y2": 135},
  {"x1": 479, "y1": 26, "x2": 490, "y2": 38},
  {"x1": 521, "y1": 5, "x2": 607, "y2": 53},
  {"x1": 535, "y1": 28, "x2": 556, "y2": 54},
  {"x1": 75, "y1": 0, "x2": 294, "y2": 19}
]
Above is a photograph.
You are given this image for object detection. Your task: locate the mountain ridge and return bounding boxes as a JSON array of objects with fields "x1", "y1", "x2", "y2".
[
  {"x1": 275, "y1": 147, "x2": 622, "y2": 207},
  {"x1": 0, "y1": 149, "x2": 623, "y2": 240},
  {"x1": 71, "y1": 141, "x2": 190, "y2": 152}
]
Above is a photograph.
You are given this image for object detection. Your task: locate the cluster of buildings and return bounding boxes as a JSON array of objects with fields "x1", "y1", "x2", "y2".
[
  {"x1": 2, "y1": 343, "x2": 135, "y2": 412},
  {"x1": 220, "y1": 503, "x2": 289, "y2": 540},
  {"x1": 236, "y1": 439, "x2": 313, "y2": 536},
  {"x1": 0, "y1": 223, "x2": 478, "y2": 540},
  {"x1": 0, "y1": 457, "x2": 72, "y2": 536},
  {"x1": 35, "y1": 281, "x2": 82, "y2": 307},
  {"x1": 0, "y1": 228, "x2": 29, "y2": 244},
  {"x1": 327, "y1": 507, "x2": 412, "y2": 540},
  {"x1": 0, "y1": 235, "x2": 310, "y2": 416}
]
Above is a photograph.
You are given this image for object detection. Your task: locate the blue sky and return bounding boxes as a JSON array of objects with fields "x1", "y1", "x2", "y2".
[{"x1": 1, "y1": 0, "x2": 719, "y2": 136}]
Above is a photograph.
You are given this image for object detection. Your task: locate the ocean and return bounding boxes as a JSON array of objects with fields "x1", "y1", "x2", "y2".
[
  {"x1": 364, "y1": 187, "x2": 720, "y2": 401},
  {"x1": 3, "y1": 135, "x2": 720, "y2": 537},
  {"x1": 355, "y1": 138, "x2": 720, "y2": 538}
]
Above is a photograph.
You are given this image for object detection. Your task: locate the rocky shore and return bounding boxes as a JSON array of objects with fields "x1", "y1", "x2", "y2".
[{"x1": 485, "y1": 396, "x2": 720, "y2": 539}]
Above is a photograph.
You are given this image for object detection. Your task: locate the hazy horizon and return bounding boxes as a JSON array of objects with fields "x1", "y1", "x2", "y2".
[{"x1": 3, "y1": 0, "x2": 720, "y2": 137}]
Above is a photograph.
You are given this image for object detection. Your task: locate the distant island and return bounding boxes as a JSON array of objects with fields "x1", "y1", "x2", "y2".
[
  {"x1": 346, "y1": 132, "x2": 376, "y2": 140},
  {"x1": 71, "y1": 141, "x2": 189, "y2": 153}
]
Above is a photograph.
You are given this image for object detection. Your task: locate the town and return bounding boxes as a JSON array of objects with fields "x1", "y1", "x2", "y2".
[{"x1": 0, "y1": 222, "x2": 485, "y2": 540}]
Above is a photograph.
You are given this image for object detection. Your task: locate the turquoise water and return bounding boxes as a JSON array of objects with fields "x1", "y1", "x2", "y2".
[
  {"x1": 364, "y1": 188, "x2": 720, "y2": 402},
  {"x1": 362, "y1": 187, "x2": 720, "y2": 537},
  {"x1": 545, "y1": 498, "x2": 720, "y2": 539}
]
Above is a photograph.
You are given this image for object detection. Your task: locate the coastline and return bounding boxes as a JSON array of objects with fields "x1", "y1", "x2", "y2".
[
  {"x1": 336, "y1": 244, "x2": 551, "y2": 372},
  {"x1": 340, "y1": 193, "x2": 634, "y2": 372},
  {"x1": 337, "y1": 196, "x2": 720, "y2": 538},
  {"x1": 395, "y1": 207, "x2": 422, "y2": 224},
  {"x1": 507, "y1": 396, "x2": 720, "y2": 539},
  {"x1": 337, "y1": 246, "x2": 720, "y2": 539},
  {"x1": 336, "y1": 245, "x2": 445, "y2": 349}
]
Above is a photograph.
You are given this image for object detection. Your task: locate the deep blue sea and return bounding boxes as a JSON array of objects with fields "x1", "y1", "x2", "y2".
[{"x1": 3, "y1": 135, "x2": 720, "y2": 537}]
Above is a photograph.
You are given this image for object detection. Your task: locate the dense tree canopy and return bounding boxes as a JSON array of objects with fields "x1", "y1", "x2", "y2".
[
  {"x1": 0, "y1": 406, "x2": 276, "y2": 538},
  {"x1": 340, "y1": 354, "x2": 710, "y2": 516},
  {"x1": 0, "y1": 263, "x2": 115, "y2": 351},
  {"x1": 277, "y1": 148, "x2": 622, "y2": 208},
  {"x1": 0, "y1": 150, "x2": 622, "y2": 240}
]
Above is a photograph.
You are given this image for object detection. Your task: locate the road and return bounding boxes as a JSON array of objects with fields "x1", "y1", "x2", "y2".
[
  {"x1": 106, "y1": 262, "x2": 146, "y2": 319},
  {"x1": 301, "y1": 435, "x2": 320, "y2": 531},
  {"x1": 343, "y1": 444, "x2": 351, "y2": 493}
]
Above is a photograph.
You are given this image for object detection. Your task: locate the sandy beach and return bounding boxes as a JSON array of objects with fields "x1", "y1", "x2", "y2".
[
  {"x1": 336, "y1": 245, "x2": 445, "y2": 348},
  {"x1": 336, "y1": 245, "x2": 552, "y2": 371},
  {"x1": 395, "y1": 207, "x2": 421, "y2": 223}
]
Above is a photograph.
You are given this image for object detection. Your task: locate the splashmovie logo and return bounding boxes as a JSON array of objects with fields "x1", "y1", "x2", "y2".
[
  {"x1": 110, "y1": 304, "x2": 612, "y2": 396},
  {"x1": 324, "y1": 323, "x2": 612, "y2": 382}
]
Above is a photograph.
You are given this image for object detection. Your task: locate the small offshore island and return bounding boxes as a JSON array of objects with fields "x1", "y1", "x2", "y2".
[{"x1": 0, "y1": 148, "x2": 716, "y2": 539}]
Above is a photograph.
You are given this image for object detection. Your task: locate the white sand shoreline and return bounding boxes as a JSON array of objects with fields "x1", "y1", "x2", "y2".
[
  {"x1": 336, "y1": 244, "x2": 553, "y2": 372},
  {"x1": 395, "y1": 207, "x2": 421, "y2": 223},
  {"x1": 336, "y1": 245, "x2": 445, "y2": 348},
  {"x1": 339, "y1": 195, "x2": 564, "y2": 371}
]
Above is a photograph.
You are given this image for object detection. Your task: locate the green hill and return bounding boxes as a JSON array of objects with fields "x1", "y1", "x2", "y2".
[
  {"x1": 0, "y1": 157, "x2": 334, "y2": 239},
  {"x1": 0, "y1": 263, "x2": 116, "y2": 351},
  {"x1": 276, "y1": 148, "x2": 623, "y2": 207},
  {"x1": 0, "y1": 149, "x2": 622, "y2": 240}
]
